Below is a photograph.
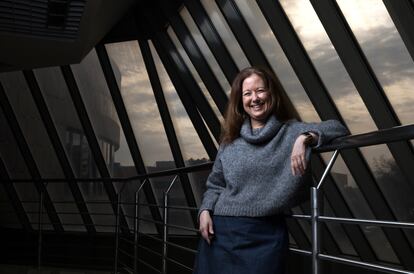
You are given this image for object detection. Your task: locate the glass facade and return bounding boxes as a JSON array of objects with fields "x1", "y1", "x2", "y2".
[{"x1": 1, "y1": 0, "x2": 414, "y2": 270}]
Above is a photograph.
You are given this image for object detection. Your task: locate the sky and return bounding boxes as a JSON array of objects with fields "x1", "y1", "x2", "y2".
[{"x1": 98, "y1": 0, "x2": 413, "y2": 177}]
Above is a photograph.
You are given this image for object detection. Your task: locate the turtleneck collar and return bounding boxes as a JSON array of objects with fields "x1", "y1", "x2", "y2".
[{"x1": 240, "y1": 115, "x2": 283, "y2": 144}]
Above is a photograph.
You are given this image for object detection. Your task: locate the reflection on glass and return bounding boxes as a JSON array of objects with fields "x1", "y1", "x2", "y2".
[
  {"x1": 324, "y1": 197, "x2": 357, "y2": 255},
  {"x1": 0, "y1": 105, "x2": 43, "y2": 228},
  {"x1": 149, "y1": 40, "x2": 210, "y2": 164},
  {"x1": 321, "y1": 152, "x2": 398, "y2": 263},
  {"x1": 337, "y1": 0, "x2": 414, "y2": 125},
  {"x1": 0, "y1": 72, "x2": 83, "y2": 231},
  {"x1": 150, "y1": 175, "x2": 195, "y2": 235},
  {"x1": 200, "y1": 0, "x2": 250, "y2": 70},
  {"x1": 188, "y1": 170, "x2": 211, "y2": 207},
  {"x1": 234, "y1": 0, "x2": 319, "y2": 122},
  {"x1": 71, "y1": 49, "x2": 135, "y2": 177},
  {"x1": 361, "y1": 145, "x2": 414, "y2": 249},
  {"x1": 167, "y1": 27, "x2": 223, "y2": 122},
  {"x1": 180, "y1": 7, "x2": 231, "y2": 94},
  {"x1": 105, "y1": 41, "x2": 175, "y2": 171},
  {"x1": 34, "y1": 67, "x2": 101, "y2": 180}
]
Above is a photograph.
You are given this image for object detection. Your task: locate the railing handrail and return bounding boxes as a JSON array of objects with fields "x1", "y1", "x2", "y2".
[
  {"x1": 314, "y1": 123, "x2": 414, "y2": 152},
  {"x1": 4, "y1": 123, "x2": 414, "y2": 184}
]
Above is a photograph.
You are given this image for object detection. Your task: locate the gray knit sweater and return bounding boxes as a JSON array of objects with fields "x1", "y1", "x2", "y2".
[{"x1": 199, "y1": 115, "x2": 348, "y2": 217}]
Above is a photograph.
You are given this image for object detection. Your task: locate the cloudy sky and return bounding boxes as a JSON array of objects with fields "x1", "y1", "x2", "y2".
[{"x1": 103, "y1": 0, "x2": 414, "y2": 170}]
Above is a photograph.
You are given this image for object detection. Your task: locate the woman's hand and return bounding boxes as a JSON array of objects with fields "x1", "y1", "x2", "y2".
[
  {"x1": 199, "y1": 210, "x2": 214, "y2": 245},
  {"x1": 291, "y1": 133, "x2": 317, "y2": 176}
]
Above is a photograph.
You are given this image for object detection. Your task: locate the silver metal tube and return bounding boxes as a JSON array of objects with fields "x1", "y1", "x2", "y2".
[
  {"x1": 37, "y1": 190, "x2": 43, "y2": 271},
  {"x1": 311, "y1": 187, "x2": 320, "y2": 274},
  {"x1": 114, "y1": 193, "x2": 121, "y2": 274},
  {"x1": 163, "y1": 175, "x2": 179, "y2": 274},
  {"x1": 289, "y1": 247, "x2": 312, "y2": 256},
  {"x1": 317, "y1": 150, "x2": 339, "y2": 189},
  {"x1": 134, "y1": 178, "x2": 148, "y2": 274},
  {"x1": 319, "y1": 216, "x2": 414, "y2": 229},
  {"x1": 134, "y1": 190, "x2": 139, "y2": 274},
  {"x1": 319, "y1": 254, "x2": 414, "y2": 274}
]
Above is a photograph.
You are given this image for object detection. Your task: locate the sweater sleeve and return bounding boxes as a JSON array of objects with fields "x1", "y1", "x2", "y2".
[
  {"x1": 296, "y1": 119, "x2": 349, "y2": 148},
  {"x1": 198, "y1": 146, "x2": 226, "y2": 219}
]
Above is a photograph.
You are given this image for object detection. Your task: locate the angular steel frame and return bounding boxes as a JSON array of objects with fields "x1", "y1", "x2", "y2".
[
  {"x1": 0, "y1": 156, "x2": 33, "y2": 231},
  {"x1": 183, "y1": 0, "x2": 239, "y2": 83},
  {"x1": 138, "y1": 39, "x2": 199, "y2": 226},
  {"x1": 60, "y1": 65, "x2": 130, "y2": 234},
  {"x1": 140, "y1": 5, "x2": 222, "y2": 143},
  {"x1": 95, "y1": 43, "x2": 165, "y2": 234},
  {"x1": 149, "y1": 35, "x2": 218, "y2": 160},
  {"x1": 158, "y1": 0, "x2": 228, "y2": 115},
  {"x1": 310, "y1": 0, "x2": 414, "y2": 268},
  {"x1": 23, "y1": 70, "x2": 95, "y2": 233},
  {"x1": 383, "y1": 0, "x2": 414, "y2": 62},
  {"x1": 0, "y1": 81, "x2": 63, "y2": 232},
  {"x1": 256, "y1": 0, "x2": 379, "y2": 262}
]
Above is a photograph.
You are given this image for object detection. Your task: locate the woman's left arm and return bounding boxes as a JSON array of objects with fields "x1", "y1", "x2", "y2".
[{"x1": 291, "y1": 120, "x2": 349, "y2": 176}]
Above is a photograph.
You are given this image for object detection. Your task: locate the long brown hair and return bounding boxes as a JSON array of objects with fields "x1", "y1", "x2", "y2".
[{"x1": 221, "y1": 67, "x2": 298, "y2": 144}]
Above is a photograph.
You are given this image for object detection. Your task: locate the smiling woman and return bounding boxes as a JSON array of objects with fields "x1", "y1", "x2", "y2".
[{"x1": 194, "y1": 67, "x2": 348, "y2": 274}]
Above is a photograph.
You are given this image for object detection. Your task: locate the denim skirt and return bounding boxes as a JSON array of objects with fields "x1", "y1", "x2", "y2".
[{"x1": 193, "y1": 215, "x2": 288, "y2": 274}]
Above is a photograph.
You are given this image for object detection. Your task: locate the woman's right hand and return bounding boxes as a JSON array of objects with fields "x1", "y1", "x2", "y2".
[{"x1": 199, "y1": 210, "x2": 214, "y2": 245}]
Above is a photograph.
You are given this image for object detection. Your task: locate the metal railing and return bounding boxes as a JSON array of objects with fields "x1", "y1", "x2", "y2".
[{"x1": 1, "y1": 123, "x2": 414, "y2": 274}]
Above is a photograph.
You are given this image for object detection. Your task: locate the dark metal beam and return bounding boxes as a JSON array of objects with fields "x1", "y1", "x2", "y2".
[
  {"x1": 23, "y1": 70, "x2": 95, "y2": 233},
  {"x1": 311, "y1": 0, "x2": 414, "y2": 267},
  {"x1": 140, "y1": 4, "x2": 222, "y2": 143},
  {"x1": 0, "y1": 157, "x2": 33, "y2": 231},
  {"x1": 383, "y1": 0, "x2": 414, "y2": 62},
  {"x1": 215, "y1": 0, "x2": 270, "y2": 68},
  {"x1": 60, "y1": 65, "x2": 130, "y2": 234},
  {"x1": 150, "y1": 35, "x2": 218, "y2": 160},
  {"x1": 0, "y1": 82, "x2": 63, "y2": 232},
  {"x1": 159, "y1": 0, "x2": 228, "y2": 115},
  {"x1": 95, "y1": 43, "x2": 164, "y2": 234},
  {"x1": 138, "y1": 39, "x2": 199, "y2": 227},
  {"x1": 257, "y1": 0, "x2": 379, "y2": 261},
  {"x1": 183, "y1": 0, "x2": 239, "y2": 83}
]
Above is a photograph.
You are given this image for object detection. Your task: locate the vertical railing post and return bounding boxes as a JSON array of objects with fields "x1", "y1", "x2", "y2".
[
  {"x1": 134, "y1": 178, "x2": 148, "y2": 274},
  {"x1": 114, "y1": 191, "x2": 121, "y2": 274},
  {"x1": 37, "y1": 188, "x2": 43, "y2": 271},
  {"x1": 312, "y1": 149, "x2": 339, "y2": 274},
  {"x1": 163, "y1": 175, "x2": 179, "y2": 274},
  {"x1": 134, "y1": 190, "x2": 139, "y2": 274},
  {"x1": 311, "y1": 187, "x2": 320, "y2": 274}
]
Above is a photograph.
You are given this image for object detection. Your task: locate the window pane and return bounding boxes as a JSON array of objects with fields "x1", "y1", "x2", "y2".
[
  {"x1": 149, "y1": 40, "x2": 210, "y2": 163},
  {"x1": 105, "y1": 40, "x2": 175, "y2": 169},
  {"x1": 280, "y1": 0, "x2": 377, "y2": 135},
  {"x1": 180, "y1": 6, "x2": 231, "y2": 94},
  {"x1": 0, "y1": 105, "x2": 42, "y2": 228},
  {"x1": 234, "y1": 0, "x2": 320, "y2": 122},
  {"x1": 71, "y1": 49, "x2": 136, "y2": 177},
  {"x1": 0, "y1": 72, "x2": 82, "y2": 231},
  {"x1": 34, "y1": 67, "x2": 101, "y2": 179},
  {"x1": 200, "y1": 0, "x2": 250, "y2": 70},
  {"x1": 167, "y1": 27, "x2": 223, "y2": 122},
  {"x1": 322, "y1": 152, "x2": 399, "y2": 263},
  {"x1": 361, "y1": 144, "x2": 414, "y2": 250},
  {"x1": 337, "y1": 0, "x2": 414, "y2": 125}
]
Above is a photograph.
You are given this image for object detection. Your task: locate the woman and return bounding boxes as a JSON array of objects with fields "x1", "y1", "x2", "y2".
[{"x1": 194, "y1": 67, "x2": 348, "y2": 274}]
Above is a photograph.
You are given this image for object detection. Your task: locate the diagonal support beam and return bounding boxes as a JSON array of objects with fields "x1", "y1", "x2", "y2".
[
  {"x1": 95, "y1": 44, "x2": 164, "y2": 235},
  {"x1": 0, "y1": 82, "x2": 63, "y2": 232},
  {"x1": 60, "y1": 65, "x2": 130, "y2": 234},
  {"x1": 24, "y1": 70, "x2": 96, "y2": 233}
]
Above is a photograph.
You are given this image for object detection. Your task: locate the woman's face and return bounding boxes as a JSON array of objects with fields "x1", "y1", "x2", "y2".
[{"x1": 241, "y1": 73, "x2": 272, "y2": 128}]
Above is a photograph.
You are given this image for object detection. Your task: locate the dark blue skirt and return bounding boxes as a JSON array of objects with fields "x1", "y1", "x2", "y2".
[{"x1": 193, "y1": 215, "x2": 288, "y2": 274}]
